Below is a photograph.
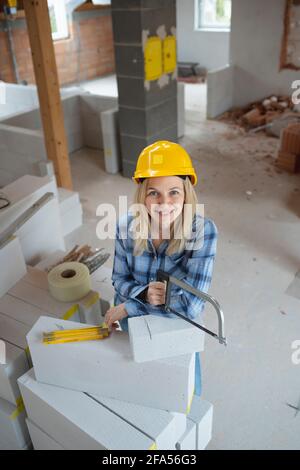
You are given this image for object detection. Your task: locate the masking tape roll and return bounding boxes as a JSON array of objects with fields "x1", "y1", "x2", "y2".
[{"x1": 48, "y1": 262, "x2": 91, "y2": 302}]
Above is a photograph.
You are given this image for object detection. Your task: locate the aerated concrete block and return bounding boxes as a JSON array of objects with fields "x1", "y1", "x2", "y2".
[
  {"x1": 189, "y1": 396, "x2": 213, "y2": 450},
  {"x1": 120, "y1": 122, "x2": 178, "y2": 164},
  {"x1": 119, "y1": 98, "x2": 177, "y2": 138},
  {"x1": 175, "y1": 419, "x2": 196, "y2": 450},
  {"x1": 0, "y1": 342, "x2": 30, "y2": 406},
  {"x1": 19, "y1": 369, "x2": 186, "y2": 450},
  {"x1": 0, "y1": 237, "x2": 27, "y2": 299},
  {"x1": 26, "y1": 419, "x2": 64, "y2": 450},
  {"x1": 117, "y1": 76, "x2": 177, "y2": 108},
  {"x1": 128, "y1": 314, "x2": 205, "y2": 363},
  {"x1": 0, "y1": 396, "x2": 30, "y2": 450},
  {"x1": 27, "y1": 316, "x2": 195, "y2": 412},
  {"x1": 96, "y1": 396, "x2": 186, "y2": 450},
  {"x1": 18, "y1": 369, "x2": 156, "y2": 450},
  {"x1": 77, "y1": 291, "x2": 102, "y2": 325}
]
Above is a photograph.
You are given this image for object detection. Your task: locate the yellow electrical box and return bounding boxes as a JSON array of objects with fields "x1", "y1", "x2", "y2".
[
  {"x1": 163, "y1": 35, "x2": 177, "y2": 74},
  {"x1": 144, "y1": 37, "x2": 163, "y2": 81}
]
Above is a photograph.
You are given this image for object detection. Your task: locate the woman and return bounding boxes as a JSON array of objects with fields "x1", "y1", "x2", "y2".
[{"x1": 104, "y1": 140, "x2": 218, "y2": 396}]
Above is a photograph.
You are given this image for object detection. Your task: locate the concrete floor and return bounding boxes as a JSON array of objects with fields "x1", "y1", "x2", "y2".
[{"x1": 66, "y1": 76, "x2": 300, "y2": 450}]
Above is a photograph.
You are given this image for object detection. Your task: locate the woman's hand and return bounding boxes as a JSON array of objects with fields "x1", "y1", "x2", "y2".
[
  {"x1": 104, "y1": 303, "x2": 128, "y2": 328},
  {"x1": 146, "y1": 281, "x2": 166, "y2": 306}
]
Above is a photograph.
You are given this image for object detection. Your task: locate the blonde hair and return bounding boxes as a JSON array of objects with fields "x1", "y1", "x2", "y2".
[{"x1": 131, "y1": 177, "x2": 198, "y2": 256}]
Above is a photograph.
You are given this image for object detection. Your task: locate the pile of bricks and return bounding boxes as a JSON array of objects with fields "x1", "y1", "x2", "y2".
[{"x1": 276, "y1": 123, "x2": 300, "y2": 173}]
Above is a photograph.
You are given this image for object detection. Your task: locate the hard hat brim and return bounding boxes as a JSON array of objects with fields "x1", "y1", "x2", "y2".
[{"x1": 132, "y1": 169, "x2": 197, "y2": 186}]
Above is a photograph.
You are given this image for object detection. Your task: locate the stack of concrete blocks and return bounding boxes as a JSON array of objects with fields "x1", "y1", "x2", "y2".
[
  {"x1": 18, "y1": 316, "x2": 191, "y2": 450},
  {"x1": 111, "y1": 0, "x2": 178, "y2": 178},
  {"x1": 0, "y1": 236, "x2": 32, "y2": 449},
  {"x1": 277, "y1": 123, "x2": 300, "y2": 173},
  {"x1": 0, "y1": 262, "x2": 103, "y2": 450},
  {"x1": 0, "y1": 174, "x2": 84, "y2": 263},
  {"x1": 0, "y1": 175, "x2": 64, "y2": 265},
  {"x1": 16, "y1": 311, "x2": 213, "y2": 450},
  {"x1": 0, "y1": 87, "x2": 118, "y2": 187},
  {"x1": 0, "y1": 84, "x2": 38, "y2": 119}
]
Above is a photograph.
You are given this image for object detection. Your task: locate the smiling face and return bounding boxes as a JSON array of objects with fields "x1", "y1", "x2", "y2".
[{"x1": 144, "y1": 176, "x2": 185, "y2": 231}]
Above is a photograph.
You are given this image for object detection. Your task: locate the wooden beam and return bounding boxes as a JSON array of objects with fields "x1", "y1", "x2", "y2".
[{"x1": 23, "y1": 0, "x2": 72, "y2": 189}]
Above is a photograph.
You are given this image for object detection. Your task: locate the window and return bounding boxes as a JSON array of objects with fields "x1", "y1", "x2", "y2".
[
  {"x1": 196, "y1": 0, "x2": 231, "y2": 31},
  {"x1": 48, "y1": 0, "x2": 69, "y2": 41}
]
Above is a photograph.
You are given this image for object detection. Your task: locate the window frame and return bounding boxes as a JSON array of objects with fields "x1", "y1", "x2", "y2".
[
  {"x1": 48, "y1": 0, "x2": 69, "y2": 42},
  {"x1": 194, "y1": 0, "x2": 231, "y2": 32}
]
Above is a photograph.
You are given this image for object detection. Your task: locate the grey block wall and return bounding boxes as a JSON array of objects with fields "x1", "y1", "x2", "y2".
[
  {"x1": 111, "y1": 0, "x2": 178, "y2": 178},
  {"x1": 0, "y1": 91, "x2": 118, "y2": 187}
]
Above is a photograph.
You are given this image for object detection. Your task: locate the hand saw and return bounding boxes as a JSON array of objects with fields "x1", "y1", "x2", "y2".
[{"x1": 156, "y1": 270, "x2": 227, "y2": 346}]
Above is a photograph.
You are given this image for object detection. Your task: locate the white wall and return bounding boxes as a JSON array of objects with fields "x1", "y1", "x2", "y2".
[
  {"x1": 230, "y1": 0, "x2": 299, "y2": 107},
  {"x1": 176, "y1": 0, "x2": 230, "y2": 70}
]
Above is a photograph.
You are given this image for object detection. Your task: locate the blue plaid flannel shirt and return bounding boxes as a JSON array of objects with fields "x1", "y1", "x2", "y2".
[{"x1": 111, "y1": 211, "x2": 218, "y2": 331}]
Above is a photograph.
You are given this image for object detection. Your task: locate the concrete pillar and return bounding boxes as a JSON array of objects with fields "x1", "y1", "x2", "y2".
[{"x1": 111, "y1": 0, "x2": 178, "y2": 178}]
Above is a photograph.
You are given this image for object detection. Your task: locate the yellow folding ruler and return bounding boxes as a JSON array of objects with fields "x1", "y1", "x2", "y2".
[{"x1": 43, "y1": 323, "x2": 110, "y2": 345}]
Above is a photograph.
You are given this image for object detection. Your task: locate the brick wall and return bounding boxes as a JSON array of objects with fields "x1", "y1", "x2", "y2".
[{"x1": 0, "y1": 8, "x2": 115, "y2": 85}]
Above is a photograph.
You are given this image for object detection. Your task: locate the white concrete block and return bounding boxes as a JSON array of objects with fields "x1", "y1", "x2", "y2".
[
  {"x1": 60, "y1": 204, "x2": 83, "y2": 237},
  {"x1": 90, "y1": 265, "x2": 115, "y2": 315},
  {"x1": 177, "y1": 82, "x2": 185, "y2": 138},
  {"x1": 38, "y1": 161, "x2": 54, "y2": 178},
  {"x1": 58, "y1": 188, "x2": 80, "y2": 214},
  {"x1": 26, "y1": 419, "x2": 64, "y2": 450},
  {"x1": 15, "y1": 198, "x2": 65, "y2": 265},
  {"x1": 128, "y1": 314, "x2": 205, "y2": 363},
  {"x1": 188, "y1": 396, "x2": 213, "y2": 450},
  {"x1": 0, "y1": 236, "x2": 27, "y2": 298},
  {"x1": 101, "y1": 108, "x2": 122, "y2": 174},
  {"x1": 175, "y1": 419, "x2": 196, "y2": 450},
  {"x1": 18, "y1": 369, "x2": 156, "y2": 450},
  {"x1": 0, "y1": 342, "x2": 30, "y2": 406},
  {"x1": 0, "y1": 396, "x2": 30, "y2": 450},
  {"x1": 34, "y1": 250, "x2": 65, "y2": 271},
  {"x1": 207, "y1": 65, "x2": 234, "y2": 119},
  {"x1": 0, "y1": 175, "x2": 58, "y2": 228},
  {"x1": 27, "y1": 316, "x2": 195, "y2": 412},
  {"x1": 0, "y1": 175, "x2": 65, "y2": 264},
  {"x1": 78, "y1": 291, "x2": 102, "y2": 325},
  {"x1": 95, "y1": 396, "x2": 186, "y2": 450}
]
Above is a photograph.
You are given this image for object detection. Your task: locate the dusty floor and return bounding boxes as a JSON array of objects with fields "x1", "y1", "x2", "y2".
[{"x1": 66, "y1": 77, "x2": 300, "y2": 450}]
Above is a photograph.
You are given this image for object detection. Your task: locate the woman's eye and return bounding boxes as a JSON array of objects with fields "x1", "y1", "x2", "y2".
[
  {"x1": 148, "y1": 191, "x2": 158, "y2": 197},
  {"x1": 170, "y1": 190, "x2": 180, "y2": 196}
]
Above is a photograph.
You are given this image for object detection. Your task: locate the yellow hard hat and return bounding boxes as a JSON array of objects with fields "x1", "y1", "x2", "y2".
[{"x1": 132, "y1": 140, "x2": 197, "y2": 186}]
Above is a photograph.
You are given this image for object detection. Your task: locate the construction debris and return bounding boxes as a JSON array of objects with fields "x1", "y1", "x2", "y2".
[
  {"x1": 218, "y1": 95, "x2": 299, "y2": 134},
  {"x1": 276, "y1": 123, "x2": 300, "y2": 173}
]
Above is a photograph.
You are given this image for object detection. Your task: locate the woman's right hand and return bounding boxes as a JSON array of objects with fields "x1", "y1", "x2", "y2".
[{"x1": 146, "y1": 281, "x2": 166, "y2": 306}]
